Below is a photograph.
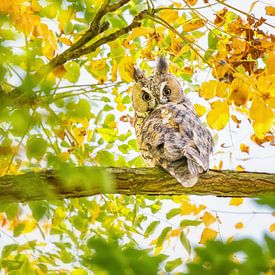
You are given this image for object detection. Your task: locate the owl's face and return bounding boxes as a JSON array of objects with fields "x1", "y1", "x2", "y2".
[{"x1": 132, "y1": 57, "x2": 186, "y2": 116}]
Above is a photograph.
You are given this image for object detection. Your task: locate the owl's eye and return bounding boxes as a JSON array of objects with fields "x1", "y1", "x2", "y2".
[
  {"x1": 163, "y1": 87, "x2": 171, "y2": 96},
  {"x1": 142, "y1": 92, "x2": 151, "y2": 101}
]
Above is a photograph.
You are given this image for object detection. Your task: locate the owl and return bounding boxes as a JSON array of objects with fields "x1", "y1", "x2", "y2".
[{"x1": 132, "y1": 57, "x2": 214, "y2": 187}]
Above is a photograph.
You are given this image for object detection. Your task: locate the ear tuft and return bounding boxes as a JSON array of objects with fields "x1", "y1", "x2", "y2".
[
  {"x1": 133, "y1": 67, "x2": 145, "y2": 82},
  {"x1": 156, "y1": 56, "x2": 169, "y2": 74}
]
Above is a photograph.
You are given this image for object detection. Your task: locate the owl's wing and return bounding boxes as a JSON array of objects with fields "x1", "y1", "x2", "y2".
[{"x1": 140, "y1": 102, "x2": 214, "y2": 187}]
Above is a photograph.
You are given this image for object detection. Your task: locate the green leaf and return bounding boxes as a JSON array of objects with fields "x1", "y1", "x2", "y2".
[
  {"x1": 144, "y1": 221, "x2": 160, "y2": 238},
  {"x1": 166, "y1": 208, "x2": 181, "y2": 219},
  {"x1": 13, "y1": 223, "x2": 25, "y2": 237},
  {"x1": 1, "y1": 244, "x2": 18, "y2": 258},
  {"x1": 29, "y1": 201, "x2": 49, "y2": 221},
  {"x1": 21, "y1": 256, "x2": 35, "y2": 275},
  {"x1": 255, "y1": 195, "x2": 275, "y2": 209},
  {"x1": 64, "y1": 61, "x2": 80, "y2": 83},
  {"x1": 265, "y1": 234, "x2": 275, "y2": 258},
  {"x1": 208, "y1": 30, "x2": 218, "y2": 50},
  {"x1": 157, "y1": 226, "x2": 172, "y2": 247},
  {"x1": 26, "y1": 135, "x2": 47, "y2": 160},
  {"x1": 165, "y1": 258, "x2": 182, "y2": 272},
  {"x1": 97, "y1": 128, "x2": 118, "y2": 143},
  {"x1": 10, "y1": 108, "x2": 31, "y2": 137},
  {"x1": 180, "y1": 231, "x2": 191, "y2": 254},
  {"x1": 118, "y1": 144, "x2": 129, "y2": 154},
  {"x1": 60, "y1": 250, "x2": 75, "y2": 263},
  {"x1": 151, "y1": 201, "x2": 162, "y2": 214},
  {"x1": 180, "y1": 219, "x2": 202, "y2": 227}
]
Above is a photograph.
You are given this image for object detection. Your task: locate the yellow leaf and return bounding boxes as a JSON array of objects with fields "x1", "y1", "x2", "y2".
[
  {"x1": 229, "y1": 78, "x2": 250, "y2": 106},
  {"x1": 22, "y1": 218, "x2": 37, "y2": 233},
  {"x1": 201, "y1": 211, "x2": 216, "y2": 227},
  {"x1": 270, "y1": 223, "x2": 275, "y2": 232},
  {"x1": 180, "y1": 200, "x2": 195, "y2": 215},
  {"x1": 207, "y1": 100, "x2": 229, "y2": 130},
  {"x1": 186, "y1": 0, "x2": 198, "y2": 6},
  {"x1": 59, "y1": 37, "x2": 73, "y2": 46},
  {"x1": 218, "y1": 160, "x2": 223, "y2": 170},
  {"x1": 266, "y1": 52, "x2": 275, "y2": 75},
  {"x1": 112, "y1": 59, "x2": 118, "y2": 82},
  {"x1": 194, "y1": 104, "x2": 207, "y2": 117},
  {"x1": 216, "y1": 82, "x2": 229, "y2": 98},
  {"x1": 231, "y1": 115, "x2": 241, "y2": 125},
  {"x1": 159, "y1": 10, "x2": 178, "y2": 22},
  {"x1": 236, "y1": 165, "x2": 245, "y2": 172},
  {"x1": 131, "y1": 26, "x2": 152, "y2": 38},
  {"x1": 265, "y1": 6, "x2": 275, "y2": 16},
  {"x1": 235, "y1": 222, "x2": 244, "y2": 229},
  {"x1": 230, "y1": 198, "x2": 243, "y2": 206},
  {"x1": 118, "y1": 56, "x2": 135, "y2": 83},
  {"x1": 168, "y1": 228, "x2": 182, "y2": 238},
  {"x1": 249, "y1": 97, "x2": 274, "y2": 139},
  {"x1": 199, "y1": 80, "x2": 217, "y2": 99},
  {"x1": 58, "y1": 8, "x2": 74, "y2": 32},
  {"x1": 87, "y1": 59, "x2": 108, "y2": 84},
  {"x1": 193, "y1": 204, "x2": 206, "y2": 215},
  {"x1": 199, "y1": 228, "x2": 218, "y2": 244},
  {"x1": 183, "y1": 19, "x2": 205, "y2": 32},
  {"x1": 31, "y1": 0, "x2": 41, "y2": 12},
  {"x1": 240, "y1": 144, "x2": 249, "y2": 154}
]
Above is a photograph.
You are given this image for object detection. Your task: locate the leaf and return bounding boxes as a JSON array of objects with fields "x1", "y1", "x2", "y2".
[
  {"x1": 266, "y1": 52, "x2": 275, "y2": 75},
  {"x1": 183, "y1": 19, "x2": 205, "y2": 32},
  {"x1": 165, "y1": 258, "x2": 182, "y2": 272},
  {"x1": 230, "y1": 198, "x2": 243, "y2": 206},
  {"x1": 29, "y1": 201, "x2": 49, "y2": 221},
  {"x1": 166, "y1": 208, "x2": 181, "y2": 219},
  {"x1": 71, "y1": 269, "x2": 88, "y2": 275},
  {"x1": 194, "y1": 104, "x2": 207, "y2": 117},
  {"x1": 207, "y1": 100, "x2": 229, "y2": 130},
  {"x1": 186, "y1": 0, "x2": 198, "y2": 6},
  {"x1": 180, "y1": 231, "x2": 191, "y2": 254},
  {"x1": 229, "y1": 78, "x2": 250, "y2": 106},
  {"x1": 265, "y1": 6, "x2": 275, "y2": 16},
  {"x1": 144, "y1": 221, "x2": 160, "y2": 238},
  {"x1": 199, "y1": 228, "x2": 218, "y2": 244},
  {"x1": 26, "y1": 135, "x2": 47, "y2": 160},
  {"x1": 64, "y1": 61, "x2": 80, "y2": 83},
  {"x1": 240, "y1": 144, "x2": 249, "y2": 154},
  {"x1": 249, "y1": 97, "x2": 274, "y2": 139},
  {"x1": 86, "y1": 59, "x2": 109, "y2": 84},
  {"x1": 235, "y1": 222, "x2": 244, "y2": 229},
  {"x1": 180, "y1": 219, "x2": 202, "y2": 227},
  {"x1": 180, "y1": 200, "x2": 195, "y2": 215},
  {"x1": 236, "y1": 165, "x2": 245, "y2": 172},
  {"x1": 159, "y1": 10, "x2": 178, "y2": 22},
  {"x1": 157, "y1": 226, "x2": 172, "y2": 247},
  {"x1": 201, "y1": 211, "x2": 216, "y2": 227},
  {"x1": 118, "y1": 56, "x2": 135, "y2": 82},
  {"x1": 269, "y1": 224, "x2": 275, "y2": 233}
]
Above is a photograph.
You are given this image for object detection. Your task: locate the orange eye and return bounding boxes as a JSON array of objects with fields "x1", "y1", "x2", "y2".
[{"x1": 142, "y1": 92, "x2": 151, "y2": 101}]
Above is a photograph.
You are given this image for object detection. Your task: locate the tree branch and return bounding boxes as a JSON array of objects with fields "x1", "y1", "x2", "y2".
[{"x1": 0, "y1": 168, "x2": 274, "y2": 203}]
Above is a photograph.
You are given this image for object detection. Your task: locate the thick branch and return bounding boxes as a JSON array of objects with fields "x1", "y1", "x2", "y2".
[{"x1": 0, "y1": 168, "x2": 274, "y2": 203}]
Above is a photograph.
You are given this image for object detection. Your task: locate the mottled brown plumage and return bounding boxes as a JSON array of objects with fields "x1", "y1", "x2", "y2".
[{"x1": 132, "y1": 57, "x2": 214, "y2": 187}]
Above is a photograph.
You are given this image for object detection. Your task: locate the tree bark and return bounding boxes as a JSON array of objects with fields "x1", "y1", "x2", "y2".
[{"x1": 0, "y1": 168, "x2": 274, "y2": 203}]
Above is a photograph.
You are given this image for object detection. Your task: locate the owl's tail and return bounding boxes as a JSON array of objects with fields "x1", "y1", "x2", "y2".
[{"x1": 164, "y1": 158, "x2": 199, "y2": 188}]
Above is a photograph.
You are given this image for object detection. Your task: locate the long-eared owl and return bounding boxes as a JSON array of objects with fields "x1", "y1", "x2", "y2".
[{"x1": 132, "y1": 57, "x2": 214, "y2": 187}]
